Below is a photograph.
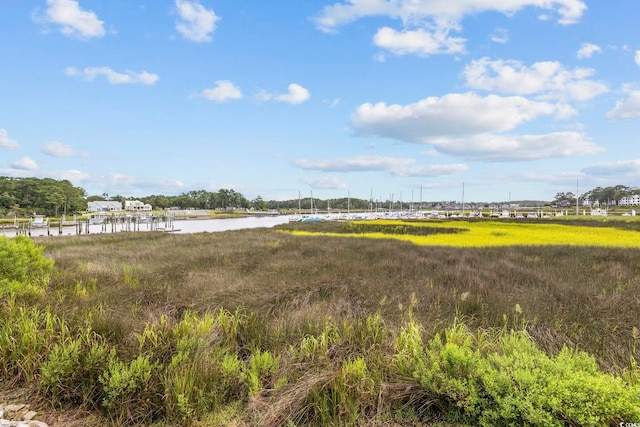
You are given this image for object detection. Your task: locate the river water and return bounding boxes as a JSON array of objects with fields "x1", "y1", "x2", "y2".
[
  {"x1": 0, "y1": 216, "x2": 292, "y2": 238},
  {"x1": 170, "y1": 216, "x2": 290, "y2": 234}
]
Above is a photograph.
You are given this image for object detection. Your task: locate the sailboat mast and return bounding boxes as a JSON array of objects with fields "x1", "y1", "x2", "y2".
[
  {"x1": 576, "y1": 178, "x2": 579, "y2": 216},
  {"x1": 370, "y1": 188, "x2": 373, "y2": 214}
]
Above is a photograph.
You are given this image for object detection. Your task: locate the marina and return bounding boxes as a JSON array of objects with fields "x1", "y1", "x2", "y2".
[
  {"x1": 1, "y1": 213, "x2": 175, "y2": 238},
  {"x1": 0, "y1": 214, "x2": 290, "y2": 238},
  {"x1": 0, "y1": 204, "x2": 625, "y2": 239}
]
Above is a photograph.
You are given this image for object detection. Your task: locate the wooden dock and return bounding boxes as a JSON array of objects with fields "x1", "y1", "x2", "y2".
[{"x1": 1, "y1": 214, "x2": 176, "y2": 237}]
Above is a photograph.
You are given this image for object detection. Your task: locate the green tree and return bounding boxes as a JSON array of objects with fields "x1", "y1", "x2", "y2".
[
  {"x1": 0, "y1": 177, "x2": 87, "y2": 217},
  {"x1": 251, "y1": 196, "x2": 267, "y2": 211},
  {"x1": 553, "y1": 192, "x2": 575, "y2": 207}
]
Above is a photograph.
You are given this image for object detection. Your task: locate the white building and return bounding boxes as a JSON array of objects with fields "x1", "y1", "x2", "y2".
[
  {"x1": 582, "y1": 198, "x2": 600, "y2": 207},
  {"x1": 124, "y1": 200, "x2": 152, "y2": 211},
  {"x1": 87, "y1": 201, "x2": 122, "y2": 212},
  {"x1": 618, "y1": 194, "x2": 640, "y2": 206}
]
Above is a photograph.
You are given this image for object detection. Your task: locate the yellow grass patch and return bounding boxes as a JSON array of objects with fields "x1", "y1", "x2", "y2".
[{"x1": 287, "y1": 219, "x2": 640, "y2": 247}]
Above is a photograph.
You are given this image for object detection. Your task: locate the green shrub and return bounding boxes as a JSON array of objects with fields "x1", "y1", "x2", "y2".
[
  {"x1": 335, "y1": 357, "x2": 379, "y2": 423},
  {"x1": 0, "y1": 235, "x2": 53, "y2": 299},
  {"x1": 100, "y1": 354, "x2": 164, "y2": 424},
  {"x1": 40, "y1": 329, "x2": 113, "y2": 407},
  {"x1": 397, "y1": 323, "x2": 485, "y2": 420},
  {"x1": 219, "y1": 352, "x2": 244, "y2": 398},
  {"x1": 243, "y1": 349, "x2": 280, "y2": 397},
  {"x1": 393, "y1": 322, "x2": 640, "y2": 426},
  {"x1": 162, "y1": 312, "x2": 246, "y2": 422},
  {"x1": 477, "y1": 332, "x2": 566, "y2": 426},
  {"x1": 164, "y1": 351, "x2": 202, "y2": 421},
  {"x1": 134, "y1": 315, "x2": 177, "y2": 367},
  {"x1": 0, "y1": 306, "x2": 61, "y2": 384}
]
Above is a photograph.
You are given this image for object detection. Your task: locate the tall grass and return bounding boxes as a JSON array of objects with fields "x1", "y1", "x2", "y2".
[
  {"x1": 1, "y1": 223, "x2": 639, "y2": 425},
  {"x1": 40, "y1": 225, "x2": 640, "y2": 370}
]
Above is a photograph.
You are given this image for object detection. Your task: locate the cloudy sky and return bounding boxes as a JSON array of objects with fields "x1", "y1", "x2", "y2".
[{"x1": 1, "y1": 0, "x2": 639, "y2": 202}]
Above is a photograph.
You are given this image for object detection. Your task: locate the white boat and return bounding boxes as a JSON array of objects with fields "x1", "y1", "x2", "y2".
[
  {"x1": 89, "y1": 215, "x2": 106, "y2": 225},
  {"x1": 298, "y1": 216, "x2": 323, "y2": 223},
  {"x1": 136, "y1": 216, "x2": 150, "y2": 223},
  {"x1": 31, "y1": 215, "x2": 47, "y2": 227}
]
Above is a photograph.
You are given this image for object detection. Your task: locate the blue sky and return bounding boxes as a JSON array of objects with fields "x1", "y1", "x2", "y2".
[{"x1": 1, "y1": 0, "x2": 639, "y2": 203}]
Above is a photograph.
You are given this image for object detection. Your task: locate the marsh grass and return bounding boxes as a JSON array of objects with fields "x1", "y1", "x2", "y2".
[
  {"x1": 1, "y1": 221, "x2": 639, "y2": 425},
  {"x1": 39, "y1": 225, "x2": 640, "y2": 370},
  {"x1": 282, "y1": 217, "x2": 640, "y2": 247}
]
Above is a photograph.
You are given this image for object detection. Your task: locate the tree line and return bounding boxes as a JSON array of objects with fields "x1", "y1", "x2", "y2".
[
  {"x1": 581, "y1": 185, "x2": 638, "y2": 205},
  {"x1": 0, "y1": 177, "x2": 86, "y2": 217},
  {"x1": 266, "y1": 197, "x2": 372, "y2": 212},
  {"x1": 91, "y1": 189, "x2": 253, "y2": 211},
  {"x1": 1, "y1": 179, "x2": 261, "y2": 217},
  {"x1": 553, "y1": 185, "x2": 640, "y2": 207},
  {"x1": 2, "y1": 176, "x2": 639, "y2": 218}
]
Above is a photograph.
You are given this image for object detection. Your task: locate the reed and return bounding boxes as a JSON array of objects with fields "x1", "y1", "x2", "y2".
[
  {"x1": 37, "y1": 224, "x2": 640, "y2": 370},
  {"x1": 1, "y1": 220, "x2": 639, "y2": 426}
]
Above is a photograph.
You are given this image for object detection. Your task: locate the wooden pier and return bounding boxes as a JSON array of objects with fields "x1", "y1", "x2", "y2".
[{"x1": 1, "y1": 214, "x2": 176, "y2": 237}]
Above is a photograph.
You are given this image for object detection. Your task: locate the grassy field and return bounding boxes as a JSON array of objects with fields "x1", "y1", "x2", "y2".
[{"x1": 1, "y1": 218, "x2": 639, "y2": 425}]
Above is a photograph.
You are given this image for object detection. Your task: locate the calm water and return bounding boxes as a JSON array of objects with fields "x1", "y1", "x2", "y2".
[
  {"x1": 170, "y1": 216, "x2": 290, "y2": 234},
  {"x1": 0, "y1": 216, "x2": 291, "y2": 238}
]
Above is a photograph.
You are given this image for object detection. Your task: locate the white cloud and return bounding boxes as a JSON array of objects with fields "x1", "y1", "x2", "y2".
[
  {"x1": 41, "y1": 141, "x2": 84, "y2": 157},
  {"x1": 582, "y1": 159, "x2": 640, "y2": 176},
  {"x1": 65, "y1": 67, "x2": 159, "y2": 85},
  {"x1": 38, "y1": 0, "x2": 105, "y2": 40},
  {"x1": 352, "y1": 92, "x2": 566, "y2": 142},
  {"x1": 462, "y1": 57, "x2": 609, "y2": 102},
  {"x1": 53, "y1": 169, "x2": 91, "y2": 182},
  {"x1": 175, "y1": 0, "x2": 220, "y2": 43},
  {"x1": 350, "y1": 92, "x2": 602, "y2": 161},
  {"x1": 607, "y1": 86, "x2": 640, "y2": 120},
  {"x1": 295, "y1": 155, "x2": 467, "y2": 177},
  {"x1": 258, "y1": 84, "x2": 311, "y2": 105},
  {"x1": 0, "y1": 129, "x2": 19, "y2": 150},
  {"x1": 427, "y1": 132, "x2": 602, "y2": 161},
  {"x1": 275, "y1": 83, "x2": 311, "y2": 105},
  {"x1": 11, "y1": 157, "x2": 38, "y2": 171},
  {"x1": 373, "y1": 24, "x2": 465, "y2": 56},
  {"x1": 577, "y1": 43, "x2": 601, "y2": 59},
  {"x1": 201, "y1": 80, "x2": 243, "y2": 102},
  {"x1": 314, "y1": 1, "x2": 584, "y2": 58},
  {"x1": 303, "y1": 176, "x2": 349, "y2": 190},
  {"x1": 635, "y1": 50, "x2": 640, "y2": 67},
  {"x1": 490, "y1": 28, "x2": 509, "y2": 44},
  {"x1": 315, "y1": 0, "x2": 586, "y2": 32},
  {"x1": 315, "y1": 0, "x2": 585, "y2": 59}
]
